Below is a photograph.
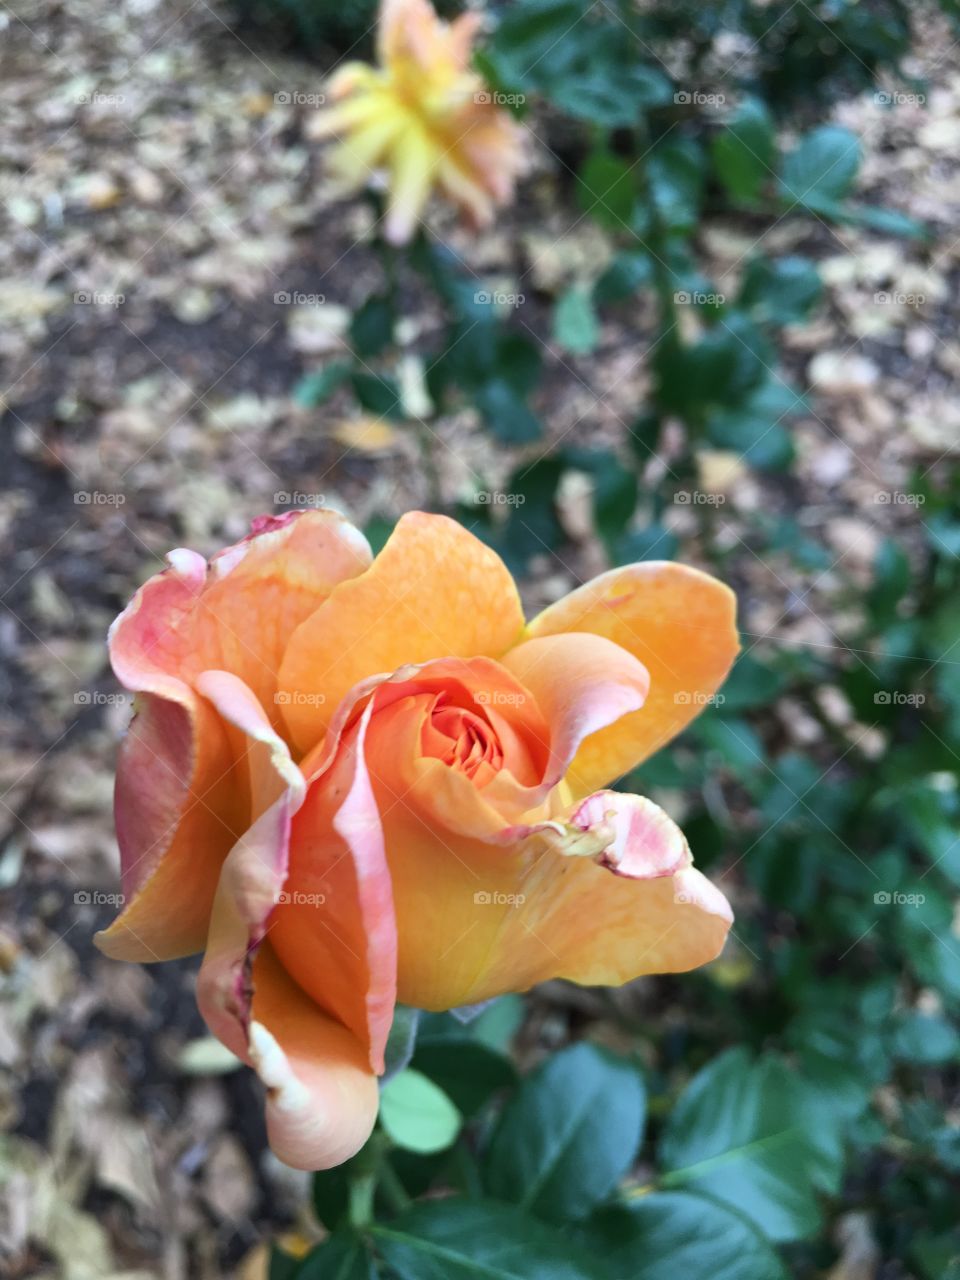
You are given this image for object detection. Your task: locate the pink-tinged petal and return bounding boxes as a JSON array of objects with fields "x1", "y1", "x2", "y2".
[
  {"x1": 193, "y1": 673, "x2": 306, "y2": 1057},
  {"x1": 98, "y1": 512, "x2": 370, "y2": 955},
  {"x1": 524, "y1": 562, "x2": 739, "y2": 793},
  {"x1": 497, "y1": 789, "x2": 690, "y2": 881},
  {"x1": 96, "y1": 692, "x2": 242, "y2": 962},
  {"x1": 278, "y1": 512, "x2": 524, "y2": 755},
  {"x1": 247, "y1": 946, "x2": 380, "y2": 1171},
  {"x1": 110, "y1": 509, "x2": 371, "y2": 723},
  {"x1": 359, "y1": 746, "x2": 731, "y2": 1008},
  {"x1": 500, "y1": 632, "x2": 650, "y2": 797},
  {"x1": 270, "y1": 699, "x2": 397, "y2": 1073}
]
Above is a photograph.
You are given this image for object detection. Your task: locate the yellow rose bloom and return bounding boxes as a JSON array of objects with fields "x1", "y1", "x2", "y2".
[{"x1": 313, "y1": 0, "x2": 527, "y2": 243}]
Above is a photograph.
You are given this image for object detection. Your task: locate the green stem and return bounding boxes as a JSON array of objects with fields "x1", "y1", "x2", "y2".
[
  {"x1": 378, "y1": 1158, "x2": 413, "y2": 1215},
  {"x1": 348, "y1": 1171, "x2": 378, "y2": 1228}
]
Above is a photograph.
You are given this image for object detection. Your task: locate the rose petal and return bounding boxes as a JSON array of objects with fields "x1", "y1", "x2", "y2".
[
  {"x1": 278, "y1": 512, "x2": 524, "y2": 754},
  {"x1": 193, "y1": 672, "x2": 306, "y2": 1058},
  {"x1": 249, "y1": 946, "x2": 379, "y2": 1171},
  {"x1": 268, "y1": 700, "x2": 398, "y2": 1073},
  {"x1": 525, "y1": 562, "x2": 739, "y2": 794},
  {"x1": 501, "y1": 632, "x2": 650, "y2": 797}
]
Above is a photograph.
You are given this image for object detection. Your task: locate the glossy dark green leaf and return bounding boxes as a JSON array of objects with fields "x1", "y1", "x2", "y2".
[
  {"x1": 712, "y1": 97, "x2": 776, "y2": 203},
  {"x1": 780, "y1": 125, "x2": 860, "y2": 211},
  {"x1": 350, "y1": 294, "x2": 394, "y2": 357},
  {"x1": 374, "y1": 1200, "x2": 605, "y2": 1280},
  {"x1": 383, "y1": 1006, "x2": 420, "y2": 1080},
  {"x1": 737, "y1": 256, "x2": 822, "y2": 326},
  {"x1": 577, "y1": 151, "x2": 637, "y2": 230},
  {"x1": 581, "y1": 1194, "x2": 788, "y2": 1280},
  {"x1": 473, "y1": 379, "x2": 542, "y2": 444},
  {"x1": 893, "y1": 1013, "x2": 960, "y2": 1064},
  {"x1": 351, "y1": 371, "x2": 403, "y2": 419},
  {"x1": 553, "y1": 286, "x2": 600, "y2": 356},
  {"x1": 412, "y1": 1037, "x2": 517, "y2": 1116},
  {"x1": 648, "y1": 139, "x2": 704, "y2": 233},
  {"x1": 297, "y1": 1232, "x2": 378, "y2": 1279},
  {"x1": 660, "y1": 1048, "x2": 846, "y2": 1241},
  {"x1": 484, "y1": 1043, "x2": 645, "y2": 1223},
  {"x1": 594, "y1": 251, "x2": 653, "y2": 304},
  {"x1": 293, "y1": 360, "x2": 351, "y2": 407}
]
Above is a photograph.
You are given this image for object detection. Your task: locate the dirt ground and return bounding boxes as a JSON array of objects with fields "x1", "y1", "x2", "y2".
[{"x1": 2, "y1": 1, "x2": 960, "y2": 1276}]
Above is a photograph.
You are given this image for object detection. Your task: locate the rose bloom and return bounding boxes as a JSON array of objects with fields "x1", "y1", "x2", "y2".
[
  {"x1": 97, "y1": 510, "x2": 738, "y2": 1169},
  {"x1": 311, "y1": 0, "x2": 527, "y2": 244}
]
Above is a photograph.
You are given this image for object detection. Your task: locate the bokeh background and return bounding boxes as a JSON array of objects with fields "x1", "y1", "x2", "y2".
[{"x1": 1, "y1": 0, "x2": 959, "y2": 1276}]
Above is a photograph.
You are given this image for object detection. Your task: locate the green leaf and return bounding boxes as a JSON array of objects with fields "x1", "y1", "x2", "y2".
[
  {"x1": 484, "y1": 1042, "x2": 646, "y2": 1223},
  {"x1": 373, "y1": 1200, "x2": 605, "y2": 1280},
  {"x1": 737, "y1": 257, "x2": 822, "y2": 326},
  {"x1": 312, "y1": 1162, "x2": 351, "y2": 1231},
  {"x1": 412, "y1": 1038, "x2": 517, "y2": 1116},
  {"x1": 712, "y1": 97, "x2": 776, "y2": 203},
  {"x1": 297, "y1": 1231, "x2": 378, "y2": 1279},
  {"x1": 614, "y1": 524, "x2": 678, "y2": 564},
  {"x1": 577, "y1": 151, "x2": 636, "y2": 230},
  {"x1": 383, "y1": 1006, "x2": 420, "y2": 1080},
  {"x1": 594, "y1": 251, "x2": 653, "y2": 304},
  {"x1": 470, "y1": 993, "x2": 525, "y2": 1051},
  {"x1": 582, "y1": 1194, "x2": 788, "y2": 1280},
  {"x1": 350, "y1": 294, "x2": 394, "y2": 358},
  {"x1": 553, "y1": 287, "x2": 600, "y2": 356},
  {"x1": 293, "y1": 360, "x2": 351, "y2": 407},
  {"x1": 270, "y1": 1245, "x2": 303, "y2": 1280},
  {"x1": 363, "y1": 515, "x2": 396, "y2": 556},
  {"x1": 780, "y1": 125, "x2": 860, "y2": 211},
  {"x1": 868, "y1": 538, "x2": 911, "y2": 624},
  {"x1": 706, "y1": 377, "x2": 803, "y2": 470},
  {"x1": 659, "y1": 1048, "x2": 846, "y2": 1242},
  {"x1": 648, "y1": 139, "x2": 704, "y2": 234},
  {"x1": 656, "y1": 316, "x2": 772, "y2": 420},
  {"x1": 717, "y1": 654, "x2": 785, "y2": 712},
  {"x1": 893, "y1": 1012, "x2": 960, "y2": 1064},
  {"x1": 351, "y1": 372, "x2": 403, "y2": 419},
  {"x1": 473, "y1": 379, "x2": 542, "y2": 444},
  {"x1": 379, "y1": 1069, "x2": 462, "y2": 1154}
]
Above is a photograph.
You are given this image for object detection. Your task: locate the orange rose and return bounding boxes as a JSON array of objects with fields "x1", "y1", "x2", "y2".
[{"x1": 97, "y1": 511, "x2": 738, "y2": 1169}]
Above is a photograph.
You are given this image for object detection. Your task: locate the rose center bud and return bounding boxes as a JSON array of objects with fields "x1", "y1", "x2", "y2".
[{"x1": 420, "y1": 696, "x2": 504, "y2": 786}]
